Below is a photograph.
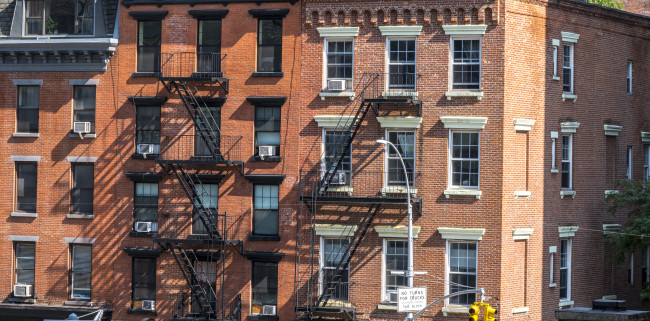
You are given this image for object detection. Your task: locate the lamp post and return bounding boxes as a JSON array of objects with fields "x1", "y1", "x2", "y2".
[{"x1": 376, "y1": 139, "x2": 414, "y2": 321}]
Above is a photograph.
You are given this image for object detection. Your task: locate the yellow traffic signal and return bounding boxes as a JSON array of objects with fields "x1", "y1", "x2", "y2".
[
  {"x1": 468, "y1": 303, "x2": 480, "y2": 321},
  {"x1": 483, "y1": 305, "x2": 497, "y2": 321}
]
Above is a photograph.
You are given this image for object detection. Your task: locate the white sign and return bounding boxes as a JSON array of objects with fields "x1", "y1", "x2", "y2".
[{"x1": 398, "y1": 287, "x2": 427, "y2": 312}]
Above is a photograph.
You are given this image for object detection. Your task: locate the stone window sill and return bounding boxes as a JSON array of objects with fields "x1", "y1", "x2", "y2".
[
  {"x1": 382, "y1": 91, "x2": 418, "y2": 99},
  {"x1": 129, "y1": 231, "x2": 159, "y2": 238},
  {"x1": 562, "y1": 93, "x2": 577, "y2": 101},
  {"x1": 512, "y1": 306, "x2": 529, "y2": 314},
  {"x1": 560, "y1": 190, "x2": 576, "y2": 199},
  {"x1": 248, "y1": 235, "x2": 281, "y2": 241},
  {"x1": 68, "y1": 133, "x2": 97, "y2": 139},
  {"x1": 131, "y1": 72, "x2": 161, "y2": 78},
  {"x1": 377, "y1": 303, "x2": 398, "y2": 310},
  {"x1": 514, "y1": 191, "x2": 531, "y2": 198},
  {"x1": 12, "y1": 132, "x2": 39, "y2": 138},
  {"x1": 11, "y1": 212, "x2": 37, "y2": 218},
  {"x1": 326, "y1": 186, "x2": 353, "y2": 196},
  {"x1": 66, "y1": 213, "x2": 94, "y2": 219},
  {"x1": 319, "y1": 91, "x2": 355, "y2": 100},
  {"x1": 559, "y1": 300, "x2": 574, "y2": 307},
  {"x1": 445, "y1": 91, "x2": 483, "y2": 101},
  {"x1": 381, "y1": 187, "x2": 417, "y2": 196},
  {"x1": 252, "y1": 72, "x2": 284, "y2": 77},
  {"x1": 131, "y1": 153, "x2": 159, "y2": 160},
  {"x1": 250, "y1": 155, "x2": 282, "y2": 162},
  {"x1": 441, "y1": 305, "x2": 469, "y2": 316},
  {"x1": 444, "y1": 189, "x2": 482, "y2": 199},
  {"x1": 64, "y1": 300, "x2": 91, "y2": 306}
]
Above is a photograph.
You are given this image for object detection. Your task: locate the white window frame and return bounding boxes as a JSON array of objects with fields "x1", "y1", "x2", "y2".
[
  {"x1": 627, "y1": 60, "x2": 633, "y2": 94},
  {"x1": 323, "y1": 38, "x2": 354, "y2": 91},
  {"x1": 627, "y1": 146, "x2": 633, "y2": 180},
  {"x1": 559, "y1": 238, "x2": 572, "y2": 301},
  {"x1": 385, "y1": 37, "x2": 417, "y2": 91},
  {"x1": 563, "y1": 44, "x2": 574, "y2": 94},
  {"x1": 384, "y1": 129, "x2": 416, "y2": 188},
  {"x1": 23, "y1": 0, "x2": 97, "y2": 37},
  {"x1": 319, "y1": 237, "x2": 351, "y2": 302},
  {"x1": 449, "y1": 36, "x2": 482, "y2": 91},
  {"x1": 549, "y1": 248, "x2": 556, "y2": 286},
  {"x1": 321, "y1": 128, "x2": 353, "y2": 179},
  {"x1": 561, "y1": 134, "x2": 573, "y2": 190},
  {"x1": 448, "y1": 130, "x2": 481, "y2": 189},
  {"x1": 552, "y1": 40, "x2": 559, "y2": 79},
  {"x1": 382, "y1": 238, "x2": 408, "y2": 303},
  {"x1": 444, "y1": 240, "x2": 478, "y2": 306}
]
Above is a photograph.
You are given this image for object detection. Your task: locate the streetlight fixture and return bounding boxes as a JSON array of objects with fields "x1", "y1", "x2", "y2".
[{"x1": 376, "y1": 139, "x2": 414, "y2": 321}]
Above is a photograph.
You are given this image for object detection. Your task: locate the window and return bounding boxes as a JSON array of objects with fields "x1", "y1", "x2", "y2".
[
  {"x1": 191, "y1": 260, "x2": 217, "y2": 313},
  {"x1": 563, "y1": 45, "x2": 574, "y2": 93},
  {"x1": 552, "y1": 43, "x2": 559, "y2": 79},
  {"x1": 449, "y1": 132, "x2": 480, "y2": 188},
  {"x1": 257, "y1": 18, "x2": 282, "y2": 72},
  {"x1": 627, "y1": 146, "x2": 633, "y2": 180},
  {"x1": 71, "y1": 164, "x2": 94, "y2": 215},
  {"x1": 137, "y1": 20, "x2": 161, "y2": 73},
  {"x1": 451, "y1": 39, "x2": 481, "y2": 90},
  {"x1": 132, "y1": 257, "x2": 156, "y2": 309},
  {"x1": 197, "y1": 19, "x2": 222, "y2": 73},
  {"x1": 549, "y1": 249, "x2": 555, "y2": 285},
  {"x1": 17, "y1": 86, "x2": 39, "y2": 133},
  {"x1": 253, "y1": 185, "x2": 278, "y2": 236},
  {"x1": 645, "y1": 145, "x2": 649, "y2": 181},
  {"x1": 134, "y1": 183, "x2": 158, "y2": 232},
  {"x1": 320, "y1": 238, "x2": 350, "y2": 301},
  {"x1": 255, "y1": 107, "x2": 280, "y2": 156},
  {"x1": 448, "y1": 242, "x2": 478, "y2": 305},
  {"x1": 15, "y1": 243, "x2": 35, "y2": 286},
  {"x1": 387, "y1": 39, "x2": 416, "y2": 90},
  {"x1": 628, "y1": 253, "x2": 634, "y2": 284},
  {"x1": 561, "y1": 135, "x2": 572, "y2": 189},
  {"x1": 73, "y1": 86, "x2": 96, "y2": 133},
  {"x1": 325, "y1": 40, "x2": 353, "y2": 90},
  {"x1": 627, "y1": 61, "x2": 632, "y2": 94},
  {"x1": 71, "y1": 245, "x2": 91, "y2": 299},
  {"x1": 135, "y1": 106, "x2": 161, "y2": 154},
  {"x1": 24, "y1": 0, "x2": 93, "y2": 35},
  {"x1": 384, "y1": 239, "x2": 408, "y2": 303},
  {"x1": 194, "y1": 105, "x2": 221, "y2": 158},
  {"x1": 642, "y1": 246, "x2": 649, "y2": 286},
  {"x1": 251, "y1": 261, "x2": 277, "y2": 314},
  {"x1": 193, "y1": 183, "x2": 218, "y2": 235},
  {"x1": 559, "y1": 238, "x2": 572, "y2": 300},
  {"x1": 322, "y1": 129, "x2": 351, "y2": 184},
  {"x1": 16, "y1": 162, "x2": 37, "y2": 213},
  {"x1": 386, "y1": 131, "x2": 415, "y2": 186}
]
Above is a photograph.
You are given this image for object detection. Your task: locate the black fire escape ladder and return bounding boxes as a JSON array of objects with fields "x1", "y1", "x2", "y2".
[
  {"x1": 168, "y1": 243, "x2": 217, "y2": 318},
  {"x1": 318, "y1": 101, "x2": 374, "y2": 195},
  {"x1": 317, "y1": 204, "x2": 381, "y2": 307}
]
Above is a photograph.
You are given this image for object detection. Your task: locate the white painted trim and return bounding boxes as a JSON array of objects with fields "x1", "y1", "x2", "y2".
[
  {"x1": 377, "y1": 304, "x2": 398, "y2": 310},
  {"x1": 559, "y1": 300, "x2": 574, "y2": 307},
  {"x1": 514, "y1": 191, "x2": 531, "y2": 198},
  {"x1": 67, "y1": 156, "x2": 98, "y2": 163},
  {"x1": 641, "y1": 132, "x2": 650, "y2": 143},
  {"x1": 11, "y1": 212, "x2": 37, "y2": 217},
  {"x1": 314, "y1": 115, "x2": 355, "y2": 128},
  {"x1": 376, "y1": 116, "x2": 422, "y2": 129},
  {"x1": 440, "y1": 116, "x2": 487, "y2": 130},
  {"x1": 513, "y1": 228, "x2": 534, "y2": 240},
  {"x1": 549, "y1": 283, "x2": 557, "y2": 287},
  {"x1": 552, "y1": 39, "x2": 560, "y2": 46},
  {"x1": 445, "y1": 91, "x2": 483, "y2": 100},
  {"x1": 375, "y1": 226, "x2": 421, "y2": 239},
  {"x1": 319, "y1": 91, "x2": 355, "y2": 100},
  {"x1": 560, "y1": 190, "x2": 576, "y2": 199},
  {"x1": 513, "y1": 119, "x2": 535, "y2": 132},
  {"x1": 604, "y1": 124, "x2": 623, "y2": 136},
  {"x1": 65, "y1": 237, "x2": 96, "y2": 244},
  {"x1": 441, "y1": 306, "x2": 470, "y2": 316},
  {"x1": 560, "y1": 122, "x2": 580, "y2": 133},
  {"x1": 9, "y1": 235, "x2": 38, "y2": 242},
  {"x1": 13, "y1": 132, "x2": 40, "y2": 138},
  {"x1": 602, "y1": 224, "x2": 621, "y2": 235},
  {"x1": 558, "y1": 226, "x2": 579, "y2": 238},
  {"x1": 13, "y1": 79, "x2": 43, "y2": 86},
  {"x1": 549, "y1": 246, "x2": 557, "y2": 253},
  {"x1": 69, "y1": 79, "x2": 100, "y2": 86},
  {"x1": 66, "y1": 213, "x2": 94, "y2": 219},
  {"x1": 437, "y1": 227, "x2": 485, "y2": 241},
  {"x1": 512, "y1": 307, "x2": 529, "y2": 314},
  {"x1": 562, "y1": 93, "x2": 577, "y2": 101},
  {"x1": 379, "y1": 26, "x2": 423, "y2": 36},
  {"x1": 11, "y1": 156, "x2": 41, "y2": 162},
  {"x1": 317, "y1": 27, "x2": 360, "y2": 38},
  {"x1": 561, "y1": 32, "x2": 580, "y2": 43},
  {"x1": 315, "y1": 224, "x2": 357, "y2": 237},
  {"x1": 444, "y1": 189, "x2": 482, "y2": 199},
  {"x1": 442, "y1": 25, "x2": 487, "y2": 35}
]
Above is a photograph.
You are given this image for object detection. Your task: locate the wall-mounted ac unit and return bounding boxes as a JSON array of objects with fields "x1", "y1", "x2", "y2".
[
  {"x1": 262, "y1": 305, "x2": 276, "y2": 315},
  {"x1": 328, "y1": 80, "x2": 346, "y2": 91},
  {"x1": 142, "y1": 300, "x2": 156, "y2": 311},
  {"x1": 137, "y1": 144, "x2": 159, "y2": 155},
  {"x1": 330, "y1": 172, "x2": 347, "y2": 185},
  {"x1": 73, "y1": 122, "x2": 92, "y2": 134},
  {"x1": 135, "y1": 221, "x2": 153, "y2": 233},
  {"x1": 13, "y1": 284, "x2": 32, "y2": 297},
  {"x1": 259, "y1": 145, "x2": 276, "y2": 158}
]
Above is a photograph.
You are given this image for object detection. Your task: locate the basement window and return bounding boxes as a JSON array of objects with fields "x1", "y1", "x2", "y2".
[{"x1": 24, "y1": 0, "x2": 94, "y2": 35}]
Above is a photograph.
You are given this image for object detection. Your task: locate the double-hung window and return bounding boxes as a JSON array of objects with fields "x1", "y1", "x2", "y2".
[
  {"x1": 257, "y1": 18, "x2": 282, "y2": 72},
  {"x1": 71, "y1": 163, "x2": 94, "y2": 215},
  {"x1": 448, "y1": 242, "x2": 478, "y2": 305},
  {"x1": 563, "y1": 45, "x2": 574, "y2": 93},
  {"x1": 135, "y1": 106, "x2": 161, "y2": 155},
  {"x1": 255, "y1": 107, "x2": 281, "y2": 156},
  {"x1": 386, "y1": 131, "x2": 415, "y2": 187},
  {"x1": 134, "y1": 182, "x2": 158, "y2": 232},
  {"x1": 15, "y1": 243, "x2": 35, "y2": 286},
  {"x1": 627, "y1": 61, "x2": 632, "y2": 94},
  {"x1": 642, "y1": 246, "x2": 649, "y2": 286},
  {"x1": 561, "y1": 135, "x2": 572, "y2": 189},
  {"x1": 449, "y1": 132, "x2": 480, "y2": 189},
  {"x1": 197, "y1": 19, "x2": 222, "y2": 73},
  {"x1": 132, "y1": 257, "x2": 156, "y2": 309},
  {"x1": 193, "y1": 183, "x2": 218, "y2": 235},
  {"x1": 137, "y1": 20, "x2": 161, "y2": 73},
  {"x1": 253, "y1": 185, "x2": 279, "y2": 236},
  {"x1": 451, "y1": 38, "x2": 481, "y2": 90},
  {"x1": 17, "y1": 86, "x2": 39, "y2": 134},
  {"x1": 71, "y1": 245, "x2": 91, "y2": 299},
  {"x1": 251, "y1": 261, "x2": 278, "y2": 314},
  {"x1": 384, "y1": 239, "x2": 408, "y2": 303},
  {"x1": 73, "y1": 86, "x2": 96, "y2": 134},
  {"x1": 16, "y1": 162, "x2": 37, "y2": 213},
  {"x1": 559, "y1": 238, "x2": 572, "y2": 300},
  {"x1": 323, "y1": 129, "x2": 351, "y2": 185},
  {"x1": 24, "y1": 0, "x2": 94, "y2": 35},
  {"x1": 325, "y1": 40, "x2": 353, "y2": 91},
  {"x1": 191, "y1": 260, "x2": 217, "y2": 313},
  {"x1": 320, "y1": 238, "x2": 350, "y2": 301},
  {"x1": 387, "y1": 39, "x2": 416, "y2": 91},
  {"x1": 194, "y1": 105, "x2": 221, "y2": 158}
]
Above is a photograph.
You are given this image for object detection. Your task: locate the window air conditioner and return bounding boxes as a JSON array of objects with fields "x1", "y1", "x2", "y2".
[
  {"x1": 13, "y1": 284, "x2": 32, "y2": 297},
  {"x1": 73, "y1": 122, "x2": 92, "y2": 134},
  {"x1": 328, "y1": 80, "x2": 346, "y2": 91},
  {"x1": 142, "y1": 300, "x2": 156, "y2": 311},
  {"x1": 258, "y1": 145, "x2": 276, "y2": 158},
  {"x1": 330, "y1": 172, "x2": 347, "y2": 185},
  {"x1": 135, "y1": 221, "x2": 153, "y2": 233},
  {"x1": 137, "y1": 143, "x2": 158, "y2": 155},
  {"x1": 262, "y1": 305, "x2": 276, "y2": 315}
]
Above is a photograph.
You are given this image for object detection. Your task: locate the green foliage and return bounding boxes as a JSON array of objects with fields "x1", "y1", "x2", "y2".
[
  {"x1": 604, "y1": 180, "x2": 650, "y2": 264},
  {"x1": 585, "y1": 0, "x2": 625, "y2": 10},
  {"x1": 642, "y1": 284, "x2": 650, "y2": 301},
  {"x1": 46, "y1": 17, "x2": 57, "y2": 33}
]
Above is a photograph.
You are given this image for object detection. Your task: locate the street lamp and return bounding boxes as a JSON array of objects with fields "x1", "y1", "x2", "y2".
[{"x1": 376, "y1": 139, "x2": 414, "y2": 321}]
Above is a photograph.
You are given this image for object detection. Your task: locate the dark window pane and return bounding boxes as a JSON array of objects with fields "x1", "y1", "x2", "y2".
[
  {"x1": 253, "y1": 185, "x2": 279, "y2": 235},
  {"x1": 257, "y1": 19, "x2": 282, "y2": 72},
  {"x1": 252, "y1": 262, "x2": 278, "y2": 306},
  {"x1": 16, "y1": 163, "x2": 37, "y2": 213},
  {"x1": 137, "y1": 21, "x2": 161, "y2": 72},
  {"x1": 73, "y1": 86, "x2": 96, "y2": 132},
  {"x1": 17, "y1": 86, "x2": 39, "y2": 133},
  {"x1": 136, "y1": 106, "x2": 161, "y2": 148},
  {"x1": 16, "y1": 243, "x2": 35, "y2": 285},
  {"x1": 71, "y1": 245, "x2": 91, "y2": 299},
  {"x1": 72, "y1": 164, "x2": 94, "y2": 214},
  {"x1": 133, "y1": 257, "x2": 156, "y2": 301}
]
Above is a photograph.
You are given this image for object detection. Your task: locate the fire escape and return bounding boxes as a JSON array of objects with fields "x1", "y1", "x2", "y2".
[
  {"x1": 295, "y1": 73, "x2": 422, "y2": 320},
  {"x1": 154, "y1": 52, "x2": 243, "y2": 321}
]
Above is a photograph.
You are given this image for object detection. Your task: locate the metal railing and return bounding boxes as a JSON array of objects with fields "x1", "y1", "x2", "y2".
[
  {"x1": 359, "y1": 72, "x2": 419, "y2": 101},
  {"x1": 159, "y1": 134, "x2": 243, "y2": 163},
  {"x1": 300, "y1": 170, "x2": 421, "y2": 199},
  {"x1": 160, "y1": 52, "x2": 225, "y2": 79},
  {"x1": 171, "y1": 292, "x2": 241, "y2": 321},
  {"x1": 155, "y1": 204, "x2": 239, "y2": 241}
]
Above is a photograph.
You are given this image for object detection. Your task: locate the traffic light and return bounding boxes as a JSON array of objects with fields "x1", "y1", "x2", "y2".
[
  {"x1": 483, "y1": 305, "x2": 497, "y2": 321},
  {"x1": 468, "y1": 303, "x2": 480, "y2": 321}
]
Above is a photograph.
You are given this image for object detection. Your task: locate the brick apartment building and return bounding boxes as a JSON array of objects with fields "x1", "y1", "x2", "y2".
[{"x1": 0, "y1": 0, "x2": 647, "y2": 320}]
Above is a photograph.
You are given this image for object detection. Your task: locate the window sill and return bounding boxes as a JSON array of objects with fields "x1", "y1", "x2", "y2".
[
  {"x1": 127, "y1": 309, "x2": 157, "y2": 316},
  {"x1": 445, "y1": 91, "x2": 483, "y2": 101},
  {"x1": 559, "y1": 300, "x2": 574, "y2": 307},
  {"x1": 562, "y1": 93, "x2": 577, "y2": 101},
  {"x1": 549, "y1": 282, "x2": 557, "y2": 288},
  {"x1": 129, "y1": 231, "x2": 159, "y2": 238},
  {"x1": 552, "y1": 76, "x2": 561, "y2": 81},
  {"x1": 441, "y1": 305, "x2": 469, "y2": 316},
  {"x1": 381, "y1": 187, "x2": 417, "y2": 196},
  {"x1": 64, "y1": 300, "x2": 91, "y2": 306},
  {"x1": 514, "y1": 191, "x2": 531, "y2": 198},
  {"x1": 382, "y1": 91, "x2": 419, "y2": 99},
  {"x1": 12, "y1": 132, "x2": 39, "y2": 138},
  {"x1": 131, "y1": 153, "x2": 159, "y2": 160},
  {"x1": 66, "y1": 213, "x2": 94, "y2": 219},
  {"x1": 512, "y1": 306, "x2": 529, "y2": 314},
  {"x1": 250, "y1": 155, "x2": 282, "y2": 162},
  {"x1": 377, "y1": 303, "x2": 398, "y2": 310},
  {"x1": 11, "y1": 212, "x2": 37, "y2": 218},
  {"x1": 444, "y1": 189, "x2": 482, "y2": 199},
  {"x1": 249, "y1": 235, "x2": 281, "y2": 241},
  {"x1": 247, "y1": 314, "x2": 279, "y2": 321},
  {"x1": 252, "y1": 72, "x2": 284, "y2": 77},
  {"x1": 560, "y1": 190, "x2": 576, "y2": 199},
  {"x1": 326, "y1": 186, "x2": 354, "y2": 196},
  {"x1": 319, "y1": 91, "x2": 355, "y2": 100},
  {"x1": 131, "y1": 72, "x2": 161, "y2": 78},
  {"x1": 68, "y1": 133, "x2": 97, "y2": 139}
]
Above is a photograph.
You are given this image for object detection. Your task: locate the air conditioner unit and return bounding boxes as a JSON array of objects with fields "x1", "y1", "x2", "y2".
[
  {"x1": 328, "y1": 80, "x2": 346, "y2": 91},
  {"x1": 134, "y1": 221, "x2": 153, "y2": 233},
  {"x1": 262, "y1": 305, "x2": 276, "y2": 315},
  {"x1": 142, "y1": 300, "x2": 156, "y2": 311},
  {"x1": 330, "y1": 172, "x2": 347, "y2": 185},
  {"x1": 13, "y1": 284, "x2": 32, "y2": 298},
  {"x1": 73, "y1": 122, "x2": 92, "y2": 134},
  {"x1": 259, "y1": 145, "x2": 276, "y2": 158},
  {"x1": 137, "y1": 143, "x2": 159, "y2": 155}
]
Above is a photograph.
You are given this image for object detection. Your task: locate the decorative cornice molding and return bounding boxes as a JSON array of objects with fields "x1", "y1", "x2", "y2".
[
  {"x1": 440, "y1": 116, "x2": 488, "y2": 130},
  {"x1": 379, "y1": 26, "x2": 422, "y2": 36},
  {"x1": 558, "y1": 226, "x2": 579, "y2": 238},
  {"x1": 513, "y1": 119, "x2": 535, "y2": 132},
  {"x1": 513, "y1": 228, "x2": 534, "y2": 240},
  {"x1": 9, "y1": 235, "x2": 39, "y2": 242},
  {"x1": 65, "y1": 237, "x2": 96, "y2": 244},
  {"x1": 188, "y1": 9, "x2": 229, "y2": 19},
  {"x1": 437, "y1": 227, "x2": 485, "y2": 241},
  {"x1": 69, "y1": 79, "x2": 100, "y2": 86},
  {"x1": 249, "y1": 9, "x2": 290, "y2": 19},
  {"x1": 317, "y1": 27, "x2": 359, "y2": 37},
  {"x1": 641, "y1": 132, "x2": 650, "y2": 143},
  {"x1": 442, "y1": 25, "x2": 487, "y2": 35},
  {"x1": 11, "y1": 155, "x2": 41, "y2": 162},
  {"x1": 561, "y1": 31, "x2": 580, "y2": 43},
  {"x1": 603, "y1": 124, "x2": 622, "y2": 136},
  {"x1": 315, "y1": 224, "x2": 357, "y2": 237},
  {"x1": 314, "y1": 115, "x2": 356, "y2": 128},
  {"x1": 602, "y1": 224, "x2": 621, "y2": 235},
  {"x1": 67, "y1": 156, "x2": 98, "y2": 163},
  {"x1": 377, "y1": 116, "x2": 422, "y2": 129},
  {"x1": 375, "y1": 226, "x2": 421, "y2": 239},
  {"x1": 560, "y1": 122, "x2": 580, "y2": 133}
]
